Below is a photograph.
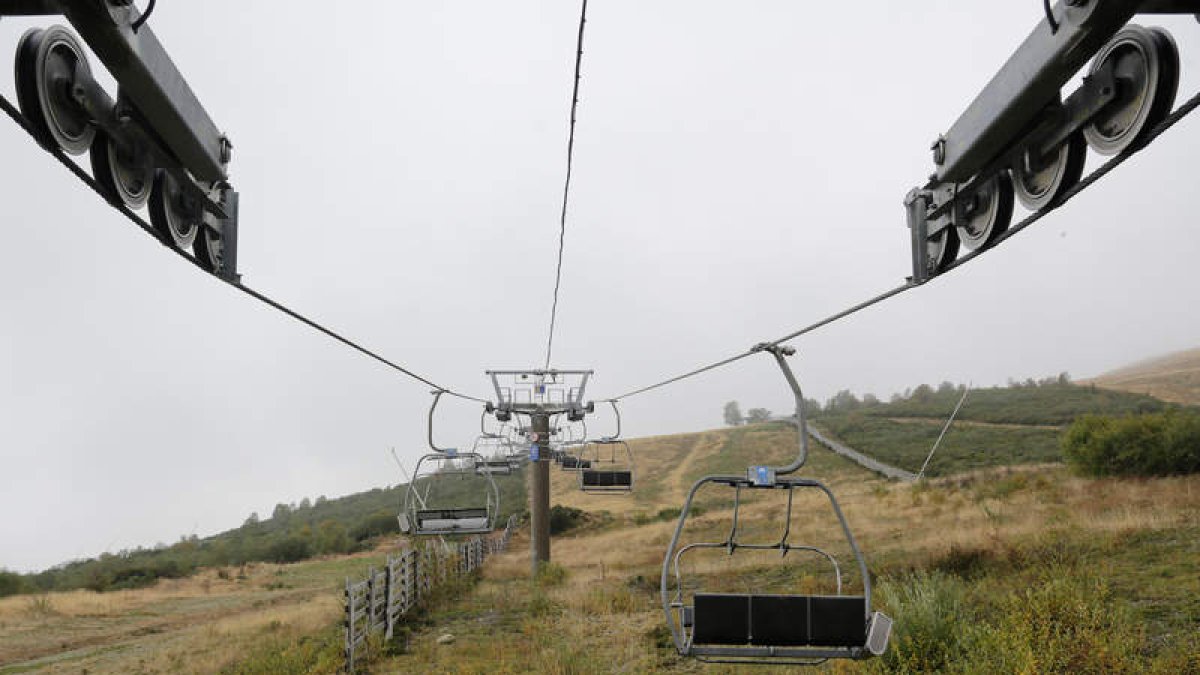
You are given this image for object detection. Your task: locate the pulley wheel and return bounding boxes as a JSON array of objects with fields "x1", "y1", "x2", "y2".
[
  {"x1": 1012, "y1": 131, "x2": 1087, "y2": 211},
  {"x1": 148, "y1": 170, "x2": 200, "y2": 251},
  {"x1": 14, "y1": 26, "x2": 95, "y2": 155},
  {"x1": 1083, "y1": 25, "x2": 1179, "y2": 156},
  {"x1": 955, "y1": 172, "x2": 1014, "y2": 252},
  {"x1": 925, "y1": 215, "x2": 960, "y2": 276},
  {"x1": 90, "y1": 131, "x2": 153, "y2": 209},
  {"x1": 193, "y1": 191, "x2": 224, "y2": 274}
]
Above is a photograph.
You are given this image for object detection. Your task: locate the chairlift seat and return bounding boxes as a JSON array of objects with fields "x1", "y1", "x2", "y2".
[
  {"x1": 560, "y1": 456, "x2": 591, "y2": 470},
  {"x1": 416, "y1": 507, "x2": 489, "y2": 532},
  {"x1": 581, "y1": 469, "x2": 632, "y2": 487},
  {"x1": 691, "y1": 593, "x2": 865, "y2": 648},
  {"x1": 476, "y1": 460, "x2": 513, "y2": 476}
]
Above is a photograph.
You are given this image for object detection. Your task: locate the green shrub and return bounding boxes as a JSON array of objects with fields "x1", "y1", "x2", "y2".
[
  {"x1": 959, "y1": 575, "x2": 1146, "y2": 673},
  {"x1": 0, "y1": 569, "x2": 27, "y2": 597},
  {"x1": 875, "y1": 571, "x2": 969, "y2": 672},
  {"x1": 549, "y1": 504, "x2": 585, "y2": 534},
  {"x1": 1064, "y1": 410, "x2": 1200, "y2": 477},
  {"x1": 535, "y1": 562, "x2": 568, "y2": 587},
  {"x1": 267, "y1": 537, "x2": 311, "y2": 564}
]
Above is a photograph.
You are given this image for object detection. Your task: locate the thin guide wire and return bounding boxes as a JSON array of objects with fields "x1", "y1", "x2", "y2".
[{"x1": 544, "y1": 0, "x2": 589, "y2": 370}]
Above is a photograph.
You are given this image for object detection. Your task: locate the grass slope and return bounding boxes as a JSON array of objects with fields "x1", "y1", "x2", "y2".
[
  {"x1": 379, "y1": 429, "x2": 1200, "y2": 674},
  {"x1": 1088, "y1": 347, "x2": 1200, "y2": 407},
  {"x1": 810, "y1": 380, "x2": 1190, "y2": 477}
]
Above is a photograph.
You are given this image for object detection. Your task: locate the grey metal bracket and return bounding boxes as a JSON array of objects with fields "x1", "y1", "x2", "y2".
[
  {"x1": 1, "y1": 0, "x2": 233, "y2": 206},
  {"x1": 930, "y1": 0, "x2": 1138, "y2": 184},
  {"x1": 904, "y1": 188, "x2": 931, "y2": 284}
]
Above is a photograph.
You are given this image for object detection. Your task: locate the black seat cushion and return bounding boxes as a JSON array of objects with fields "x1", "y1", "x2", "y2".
[
  {"x1": 417, "y1": 507, "x2": 487, "y2": 521},
  {"x1": 750, "y1": 594, "x2": 810, "y2": 646},
  {"x1": 808, "y1": 595, "x2": 866, "y2": 647},
  {"x1": 693, "y1": 594, "x2": 750, "y2": 645},
  {"x1": 582, "y1": 470, "x2": 633, "y2": 487},
  {"x1": 691, "y1": 593, "x2": 865, "y2": 647}
]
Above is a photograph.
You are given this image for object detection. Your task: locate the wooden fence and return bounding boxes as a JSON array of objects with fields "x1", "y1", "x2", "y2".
[{"x1": 343, "y1": 515, "x2": 517, "y2": 672}]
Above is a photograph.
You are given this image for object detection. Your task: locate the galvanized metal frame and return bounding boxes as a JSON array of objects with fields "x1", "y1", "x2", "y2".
[
  {"x1": 1, "y1": 0, "x2": 241, "y2": 278},
  {"x1": 660, "y1": 476, "x2": 873, "y2": 664},
  {"x1": 486, "y1": 369, "x2": 594, "y2": 416},
  {"x1": 400, "y1": 451, "x2": 500, "y2": 537},
  {"x1": 658, "y1": 346, "x2": 889, "y2": 664},
  {"x1": 906, "y1": 0, "x2": 1200, "y2": 283},
  {"x1": 1, "y1": 0, "x2": 231, "y2": 182}
]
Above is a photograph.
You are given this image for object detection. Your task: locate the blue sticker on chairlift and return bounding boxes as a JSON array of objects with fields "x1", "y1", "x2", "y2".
[
  {"x1": 754, "y1": 466, "x2": 772, "y2": 486},
  {"x1": 536, "y1": 385, "x2": 546, "y2": 394},
  {"x1": 529, "y1": 444, "x2": 540, "y2": 462},
  {"x1": 445, "y1": 448, "x2": 458, "y2": 457}
]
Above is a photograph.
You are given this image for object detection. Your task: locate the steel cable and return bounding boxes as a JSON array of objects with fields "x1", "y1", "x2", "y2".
[
  {"x1": 543, "y1": 0, "x2": 588, "y2": 370},
  {"x1": 0, "y1": 93, "x2": 489, "y2": 404},
  {"x1": 605, "y1": 88, "x2": 1200, "y2": 401}
]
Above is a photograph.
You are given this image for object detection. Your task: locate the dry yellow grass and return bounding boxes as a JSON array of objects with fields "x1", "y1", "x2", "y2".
[
  {"x1": 381, "y1": 431, "x2": 1200, "y2": 674},
  {"x1": 1086, "y1": 346, "x2": 1200, "y2": 406},
  {"x1": 9, "y1": 422, "x2": 1199, "y2": 673},
  {"x1": 0, "y1": 552, "x2": 383, "y2": 673}
]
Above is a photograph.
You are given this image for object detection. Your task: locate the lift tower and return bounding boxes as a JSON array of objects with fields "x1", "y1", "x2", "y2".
[{"x1": 487, "y1": 369, "x2": 593, "y2": 577}]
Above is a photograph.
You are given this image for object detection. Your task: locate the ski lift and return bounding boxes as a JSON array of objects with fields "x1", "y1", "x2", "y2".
[
  {"x1": 471, "y1": 416, "x2": 518, "y2": 476},
  {"x1": 579, "y1": 401, "x2": 634, "y2": 494},
  {"x1": 559, "y1": 444, "x2": 591, "y2": 471},
  {"x1": 398, "y1": 391, "x2": 500, "y2": 536},
  {"x1": 661, "y1": 345, "x2": 891, "y2": 664}
]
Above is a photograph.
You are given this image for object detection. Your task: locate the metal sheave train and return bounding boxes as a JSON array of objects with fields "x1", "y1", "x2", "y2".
[
  {"x1": 3, "y1": 0, "x2": 239, "y2": 279},
  {"x1": 906, "y1": 1, "x2": 1197, "y2": 283}
]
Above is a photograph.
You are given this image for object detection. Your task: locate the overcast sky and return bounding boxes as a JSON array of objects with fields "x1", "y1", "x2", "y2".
[{"x1": 1, "y1": 2, "x2": 1197, "y2": 572}]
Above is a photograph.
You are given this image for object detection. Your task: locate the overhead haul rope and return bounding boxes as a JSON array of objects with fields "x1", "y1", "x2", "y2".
[
  {"x1": 0, "y1": 93, "x2": 488, "y2": 404},
  {"x1": 543, "y1": 0, "x2": 589, "y2": 370},
  {"x1": 604, "y1": 88, "x2": 1200, "y2": 402}
]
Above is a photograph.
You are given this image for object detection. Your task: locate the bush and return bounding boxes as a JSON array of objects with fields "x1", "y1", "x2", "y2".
[
  {"x1": 267, "y1": 537, "x2": 311, "y2": 564},
  {"x1": 875, "y1": 572, "x2": 970, "y2": 672},
  {"x1": 549, "y1": 505, "x2": 585, "y2": 535},
  {"x1": 350, "y1": 510, "x2": 401, "y2": 542},
  {"x1": 959, "y1": 575, "x2": 1146, "y2": 673},
  {"x1": 0, "y1": 569, "x2": 27, "y2": 597},
  {"x1": 1064, "y1": 410, "x2": 1200, "y2": 477}
]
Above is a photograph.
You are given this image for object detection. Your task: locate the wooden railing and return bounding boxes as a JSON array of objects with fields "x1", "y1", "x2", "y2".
[{"x1": 343, "y1": 514, "x2": 517, "y2": 672}]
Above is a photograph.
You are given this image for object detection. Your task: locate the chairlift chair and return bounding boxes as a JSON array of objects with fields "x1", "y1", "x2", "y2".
[
  {"x1": 397, "y1": 391, "x2": 501, "y2": 536},
  {"x1": 557, "y1": 440, "x2": 591, "y2": 471},
  {"x1": 399, "y1": 450, "x2": 500, "y2": 536},
  {"x1": 470, "y1": 434, "x2": 516, "y2": 476},
  {"x1": 579, "y1": 401, "x2": 634, "y2": 493},
  {"x1": 659, "y1": 345, "x2": 891, "y2": 664}
]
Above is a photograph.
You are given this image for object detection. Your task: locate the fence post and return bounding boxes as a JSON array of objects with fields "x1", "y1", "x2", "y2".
[
  {"x1": 385, "y1": 555, "x2": 395, "y2": 641},
  {"x1": 344, "y1": 577, "x2": 355, "y2": 674}
]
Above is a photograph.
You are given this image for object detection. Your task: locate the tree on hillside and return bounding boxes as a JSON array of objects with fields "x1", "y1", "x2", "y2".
[
  {"x1": 825, "y1": 389, "x2": 861, "y2": 413},
  {"x1": 862, "y1": 393, "x2": 881, "y2": 407},
  {"x1": 723, "y1": 401, "x2": 743, "y2": 426},
  {"x1": 745, "y1": 408, "x2": 772, "y2": 423}
]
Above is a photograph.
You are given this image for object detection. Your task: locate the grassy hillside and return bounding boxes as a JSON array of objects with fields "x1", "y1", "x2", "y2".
[
  {"x1": 1088, "y1": 347, "x2": 1200, "y2": 406},
  {"x1": 5, "y1": 424, "x2": 1198, "y2": 673},
  {"x1": 3, "y1": 467, "x2": 527, "y2": 598},
  {"x1": 379, "y1": 428, "x2": 1200, "y2": 673},
  {"x1": 808, "y1": 379, "x2": 1189, "y2": 477}
]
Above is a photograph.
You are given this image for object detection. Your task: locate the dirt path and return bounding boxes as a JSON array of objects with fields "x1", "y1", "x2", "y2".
[{"x1": 659, "y1": 431, "x2": 724, "y2": 507}]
